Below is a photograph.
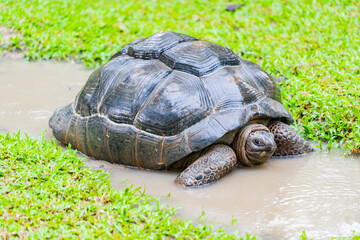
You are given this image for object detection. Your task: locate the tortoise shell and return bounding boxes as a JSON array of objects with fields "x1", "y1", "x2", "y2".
[{"x1": 49, "y1": 31, "x2": 293, "y2": 170}]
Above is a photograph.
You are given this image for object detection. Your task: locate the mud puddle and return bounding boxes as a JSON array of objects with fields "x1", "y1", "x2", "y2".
[
  {"x1": 0, "y1": 58, "x2": 92, "y2": 137},
  {"x1": 1, "y1": 59, "x2": 360, "y2": 240}
]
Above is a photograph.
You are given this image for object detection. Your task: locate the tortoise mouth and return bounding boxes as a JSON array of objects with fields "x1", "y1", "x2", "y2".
[
  {"x1": 246, "y1": 146, "x2": 276, "y2": 165},
  {"x1": 246, "y1": 146, "x2": 276, "y2": 157},
  {"x1": 246, "y1": 139, "x2": 277, "y2": 155}
]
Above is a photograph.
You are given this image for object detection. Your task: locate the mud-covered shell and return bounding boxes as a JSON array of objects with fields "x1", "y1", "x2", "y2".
[{"x1": 49, "y1": 31, "x2": 293, "y2": 170}]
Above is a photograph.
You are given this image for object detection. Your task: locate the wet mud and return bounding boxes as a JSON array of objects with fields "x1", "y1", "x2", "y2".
[{"x1": 1, "y1": 59, "x2": 359, "y2": 240}]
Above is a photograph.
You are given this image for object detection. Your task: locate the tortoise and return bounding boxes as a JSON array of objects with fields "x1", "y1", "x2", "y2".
[{"x1": 49, "y1": 31, "x2": 312, "y2": 187}]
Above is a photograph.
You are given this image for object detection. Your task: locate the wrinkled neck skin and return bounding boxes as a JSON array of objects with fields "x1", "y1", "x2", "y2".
[{"x1": 233, "y1": 123, "x2": 276, "y2": 167}]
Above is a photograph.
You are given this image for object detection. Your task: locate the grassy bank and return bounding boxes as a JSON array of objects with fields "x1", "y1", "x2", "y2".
[
  {"x1": 0, "y1": 132, "x2": 246, "y2": 239},
  {"x1": 0, "y1": 0, "x2": 359, "y2": 239},
  {"x1": 1, "y1": 0, "x2": 359, "y2": 153}
]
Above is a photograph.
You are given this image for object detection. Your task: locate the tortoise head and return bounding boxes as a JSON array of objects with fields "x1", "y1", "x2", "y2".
[
  {"x1": 245, "y1": 130, "x2": 276, "y2": 164},
  {"x1": 233, "y1": 124, "x2": 277, "y2": 167}
]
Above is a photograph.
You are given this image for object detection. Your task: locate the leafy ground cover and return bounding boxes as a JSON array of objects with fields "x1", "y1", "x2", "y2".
[
  {"x1": 0, "y1": 0, "x2": 359, "y2": 239},
  {"x1": 1, "y1": 0, "x2": 359, "y2": 153},
  {"x1": 0, "y1": 132, "x2": 247, "y2": 239}
]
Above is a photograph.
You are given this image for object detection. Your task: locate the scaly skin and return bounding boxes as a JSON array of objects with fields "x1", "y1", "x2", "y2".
[
  {"x1": 175, "y1": 121, "x2": 313, "y2": 188},
  {"x1": 175, "y1": 145, "x2": 237, "y2": 187},
  {"x1": 269, "y1": 121, "x2": 313, "y2": 156}
]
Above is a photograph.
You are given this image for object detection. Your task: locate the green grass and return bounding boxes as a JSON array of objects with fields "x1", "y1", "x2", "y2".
[
  {"x1": 1, "y1": 0, "x2": 359, "y2": 153},
  {"x1": 0, "y1": 132, "x2": 248, "y2": 239},
  {"x1": 0, "y1": 0, "x2": 359, "y2": 238}
]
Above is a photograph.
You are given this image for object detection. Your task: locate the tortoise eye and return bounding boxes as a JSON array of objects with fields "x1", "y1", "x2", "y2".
[{"x1": 254, "y1": 139, "x2": 260, "y2": 145}]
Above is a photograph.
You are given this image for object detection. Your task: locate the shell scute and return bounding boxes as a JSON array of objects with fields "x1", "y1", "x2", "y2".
[
  {"x1": 134, "y1": 70, "x2": 214, "y2": 136},
  {"x1": 98, "y1": 59, "x2": 171, "y2": 125},
  {"x1": 159, "y1": 41, "x2": 240, "y2": 76},
  {"x1": 112, "y1": 31, "x2": 198, "y2": 60}
]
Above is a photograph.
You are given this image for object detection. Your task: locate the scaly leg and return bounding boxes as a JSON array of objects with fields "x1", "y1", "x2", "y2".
[
  {"x1": 269, "y1": 121, "x2": 313, "y2": 156},
  {"x1": 175, "y1": 144, "x2": 237, "y2": 187}
]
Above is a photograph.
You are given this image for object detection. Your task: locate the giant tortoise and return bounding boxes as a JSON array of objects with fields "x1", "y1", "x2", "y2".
[{"x1": 49, "y1": 31, "x2": 312, "y2": 187}]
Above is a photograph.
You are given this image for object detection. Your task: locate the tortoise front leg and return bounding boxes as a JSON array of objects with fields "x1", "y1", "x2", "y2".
[
  {"x1": 175, "y1": 144, "x2": 237, "y2": 187},
  {"x1": 269, "y1": 121, "x2": 313, "y2": 156}
]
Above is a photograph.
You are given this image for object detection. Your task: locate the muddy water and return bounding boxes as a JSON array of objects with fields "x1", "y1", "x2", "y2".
[
  {"x1": 1, "y1": 59, "x2": 360, "y2": 239},
  {"x1": 0, "y1": 59, "x2": 92, "y2": 137}
]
